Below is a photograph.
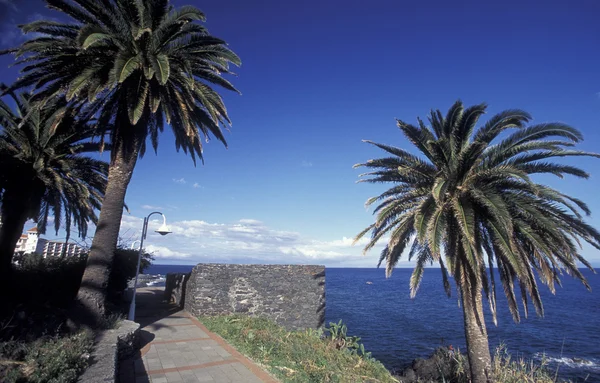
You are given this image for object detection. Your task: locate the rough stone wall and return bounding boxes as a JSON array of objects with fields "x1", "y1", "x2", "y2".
[{"x1": 171, "y1": 264, "x2": 325, "y2": 330}]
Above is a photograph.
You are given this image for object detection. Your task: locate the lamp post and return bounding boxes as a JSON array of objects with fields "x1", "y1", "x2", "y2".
[{"x1": 128, "y1": 211, "x2": 171, "y2": 321}]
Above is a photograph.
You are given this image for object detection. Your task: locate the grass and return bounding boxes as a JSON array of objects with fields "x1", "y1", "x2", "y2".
[
  {"x1": 199, "y1": 315, "x2": 399, "y2": 383},
  {"x1": 0, "y1": 330, "x2": 94, "y2": 383}
]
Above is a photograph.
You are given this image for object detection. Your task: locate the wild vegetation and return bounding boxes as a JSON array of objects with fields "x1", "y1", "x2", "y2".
[
  {"x1": 355, "y1": 101, "x2": 599, "y2": 382},
  {"x1": 200, "y1": 315, "x2": 397, "y2": 383},
  {"x1": 0, "y1": 330, "x2": 93, "y2": 383},
  {"x1": 5, "y1": 247, "x2": 152, "y2": 313}
]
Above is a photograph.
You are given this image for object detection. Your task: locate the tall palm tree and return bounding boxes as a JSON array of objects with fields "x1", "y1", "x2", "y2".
[
  {"x1": 354, "y1": 101, "x2": 600, "y2": 383},
  {"x1": 0, "y1": 90, "x2": 108, "y2": 276},
  {"x1": 1, "y1": 0, "x2": 240, "y2": 322}
]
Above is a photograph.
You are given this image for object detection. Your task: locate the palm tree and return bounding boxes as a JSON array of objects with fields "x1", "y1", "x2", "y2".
[
  {"x1": 1, "y1": 0, "x2": 240, "y2": 322},
  {"x1": 354, "y1": 101, "x2": 600, "y2": 383},
  {"x1": 0, "y1": 90, "x2": 108, "y2": 276}
]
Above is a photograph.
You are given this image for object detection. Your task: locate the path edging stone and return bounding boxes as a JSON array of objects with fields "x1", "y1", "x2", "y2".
[{"x1": 78, "y1": 320, "x2": 140, "y2": 383}]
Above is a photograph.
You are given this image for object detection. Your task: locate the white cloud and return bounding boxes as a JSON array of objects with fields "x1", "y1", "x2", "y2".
[
  {"x1": 141, "y1": 204, "x2": 164, "y2": 210},
  {"x1": 145, "y1": 244, "x2": 191, "y2": 260},
  {"x1": 37, "y1": 212, "x2": 410, "y2": 267},
  {"x1": 172, "y1": 178, "x2": 186, "y2": 184},
  {"x1": 113, "y1": 215, "x2": 397, "y2": 267},
  {"x1": 301, "y1": 160, "x2": 313, "y2": 168}
]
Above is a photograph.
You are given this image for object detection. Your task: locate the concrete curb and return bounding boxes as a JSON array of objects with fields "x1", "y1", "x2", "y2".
[{"x1": 78, "y1": 320, "x2": 140, "y2": 383}]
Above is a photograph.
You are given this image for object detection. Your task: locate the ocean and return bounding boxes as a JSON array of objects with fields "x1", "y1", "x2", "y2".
[{"x1": 143, "y1": 265, "x2": 600, "y2": 381}]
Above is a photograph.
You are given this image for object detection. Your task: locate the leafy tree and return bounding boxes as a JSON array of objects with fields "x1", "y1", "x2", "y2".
[
  {"x1": 355, "y1": 101, "x2": 600, "y2": 383},
  {"x1": 2, "y1": 0, "x2": 240, "y2": 322},
  {"x1": 107, "y1": 245, "x2": 154, "y2": 302},
  {"x1": 0, "y1": 90, "x2": 107, "y2": 277}
]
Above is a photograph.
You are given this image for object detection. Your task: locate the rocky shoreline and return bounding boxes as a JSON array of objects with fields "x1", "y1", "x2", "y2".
[{"x1": 393, "y1": 347, "x2": 467, "y2": 383}]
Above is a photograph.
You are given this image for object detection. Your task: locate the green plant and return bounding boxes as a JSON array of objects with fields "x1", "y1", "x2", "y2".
[
  {"x1": 99, "y1": 312, "x2": 125, "y2": 330},
  {"x1": 106, "y1": 246, "x2": 154, "y2": 302},
  {"x1": 325, "y1": 320, "x2": 372, "y2": 360},
  {"x1": 0, "y1": 330, "x2": 93, "y2": 383},
  {"x1": 9, "y1": 253, "x2": 87, "y2": 308},
  {"x1": 305, "y1": 327, "x2": 324, "y2": 339},
  {"x1": 355, "y1": 101, "x2": 600, "y2": 382}
]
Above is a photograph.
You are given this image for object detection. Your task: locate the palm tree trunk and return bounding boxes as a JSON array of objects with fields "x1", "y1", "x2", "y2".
[
  {"x1": 0, "y1": 188, "x2": 31, "y2": 279},
  {"x1": 75, "y1": 125, "x2": 142, "y2": 324},
  {"x1": 60, "y1": 231, "x2": 70, "y2": 258},
  {"x1": 461, "y1": 275, "x2": 492, "y2": 383}
]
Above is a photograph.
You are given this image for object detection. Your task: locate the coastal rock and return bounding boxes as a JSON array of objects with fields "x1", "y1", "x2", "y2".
[{"x1": 396, "y1": 347, "x2": 469, "y2": 383}]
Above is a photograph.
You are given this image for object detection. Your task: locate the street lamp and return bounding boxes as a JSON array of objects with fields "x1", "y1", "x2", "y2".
[{"x1": 128, "y1": 211, "x2": 172, "y2": 321}]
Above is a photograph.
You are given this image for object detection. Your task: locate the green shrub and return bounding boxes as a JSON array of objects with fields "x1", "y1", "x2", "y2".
[
  {"x1": 8, "y1": 247, "x2": 153, "y2": 309},
  {"x1": 0, "y1": 247, "x2": 153, "y2": 342},
  {"x1": 107, "y1": 247, "x2": 153, "y2": 302},
  {"x1": 325, "y1": 320, "x2": 373, "y2": 360},
  {"x1": 11, "y1": 253, "x2": 87, "y2": 307},
  {"x1": 0, "y1": 330, "x2": 93, "y2": 383}
]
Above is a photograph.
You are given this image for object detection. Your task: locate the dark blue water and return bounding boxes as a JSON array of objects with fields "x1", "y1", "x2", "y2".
[{"x1": 145, "y1": 265, "x2": 600, "y2": 381}]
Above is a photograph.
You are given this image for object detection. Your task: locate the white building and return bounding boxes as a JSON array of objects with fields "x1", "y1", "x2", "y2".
[
  {"x1": 15, "y1": 227, "x2": 45, "y2": 254},
  {"x1": 42, "y1": 240, "x2": 85, "y2": 257},
  {"x1": 15, "y1": 226, "x2": 85, "y2": 257}
]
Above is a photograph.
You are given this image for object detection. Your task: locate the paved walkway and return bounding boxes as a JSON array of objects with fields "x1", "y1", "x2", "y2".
[{"x1": 119, "y1": 287, "x2": 278, "y2": 383}]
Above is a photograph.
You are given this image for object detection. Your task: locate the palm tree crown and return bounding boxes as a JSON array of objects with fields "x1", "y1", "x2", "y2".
[
  {"x1": 355, "y1": 101, "x2": 599, "y2": 324},
  {"x1": 4, "y1": 0, "x2": 241, "y2": 161},
  {"x1": 0, "y1": 90, "x2": 107, "y2": 257}
]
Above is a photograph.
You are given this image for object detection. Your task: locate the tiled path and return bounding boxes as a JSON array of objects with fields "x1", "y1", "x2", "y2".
[{"x1": 119, "y1": 287, "x2": 278, "y2": 383}]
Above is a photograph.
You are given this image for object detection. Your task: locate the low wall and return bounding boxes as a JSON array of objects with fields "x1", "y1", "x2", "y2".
[
  {"x1": 166, "y1": 264, "x2": 325, "y2": 330},
  {"x1": 77, "y1": 320, "x2": 139, "y2": 383}
]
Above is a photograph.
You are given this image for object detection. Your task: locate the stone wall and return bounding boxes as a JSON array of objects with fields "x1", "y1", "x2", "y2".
[
  {"x1": 77, "y1": 320, "x2": 139, "y2": 383},
  {"x1": 166, "y1": 264, "x2": 325, "y2": 330}
]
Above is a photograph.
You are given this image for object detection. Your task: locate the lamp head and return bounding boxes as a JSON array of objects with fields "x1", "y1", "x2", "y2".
[{"x1": 155, "y1": 224, "x2": 172, "y2": 236}]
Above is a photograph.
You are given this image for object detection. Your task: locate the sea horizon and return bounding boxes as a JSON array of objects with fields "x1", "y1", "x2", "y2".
[{"x1": 145, "y1": 263, "x2": 600, "y2": 269}]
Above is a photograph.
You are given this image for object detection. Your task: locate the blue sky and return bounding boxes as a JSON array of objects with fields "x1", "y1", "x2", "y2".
[{"x1": 1, "y1": 0, "x2": 600, "y2": 267}]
